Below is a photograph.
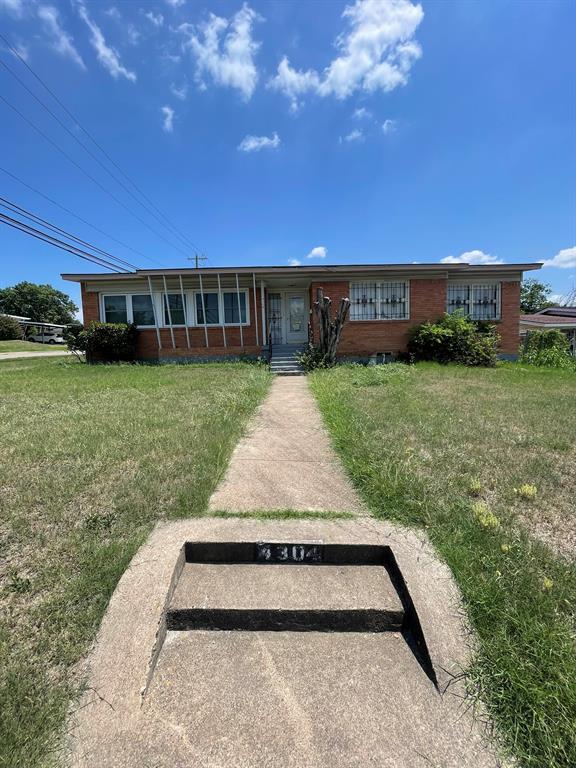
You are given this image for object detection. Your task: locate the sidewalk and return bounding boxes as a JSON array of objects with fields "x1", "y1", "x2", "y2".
[
  {"x1": 0, "y1": 350, "x2": 73, "y2": 361},
  {"x1": 209, "y1": 376, "x2": 366, "y2": 513}
]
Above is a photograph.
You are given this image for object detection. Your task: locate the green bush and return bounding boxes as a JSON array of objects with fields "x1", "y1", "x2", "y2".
[
  {"x1": 520, "y1": 329, "x2": 575, "y2": 370},
  {"x1": 295, "y1": 344, "x2": 331, "y2": 372},
  {"x1": 0, "y1": 315, "x2": 21, "y2": 341},
  {"x1": 408, "y1": 311, "x2": 499, "y2": 367},
  {"x1": 71, "y1": 322, "x2": 138, "y2": 363}
]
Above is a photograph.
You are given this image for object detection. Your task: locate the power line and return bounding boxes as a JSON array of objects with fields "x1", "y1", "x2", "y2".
[
  {"x1": 0, "y1": 32, "x2": 202, "y2": 256},
  {"x1": 0, "y1": 196, "x2": 139, "y2": 271},
  {"x1": 0, "y1": 211, "x2": 132, "y2": 273},
  {"x1": 0, "y1": 164, "x2": 163, "y2": 266},
  {"x1": 0, "y1": 91, "x2": 192, "y2": 260},
  {"x1": 0, "y1": 54, "x2": 197, "y2": 255}
]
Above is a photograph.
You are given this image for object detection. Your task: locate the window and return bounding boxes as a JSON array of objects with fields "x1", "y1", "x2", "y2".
[
  {"x1": 447, "y1": 284, "x2": 500, "y2": 321},
  {"x1": 196, "y1": 293, "x2": 220, "y2": 324},
  {"x1": 164, "y1": 294, "x2": 186, "y2": 325},
  {"x1": 103, "y1": 295, "x2": 128, "y2": 324},
  {"x1": 350, "y1": 281, "x2": 409, "y2": 321},
  {"x1": 223, "y1": 292, "x2": 247, "y2": 324},
  {"x1": 132, "y1": 294, "x2": 155, "y2": 326}
]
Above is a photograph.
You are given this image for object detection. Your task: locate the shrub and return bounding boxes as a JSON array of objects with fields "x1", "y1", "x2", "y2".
[
  {"x1": 0, "y1": 314, "x2": 21, "y2": 341},
  {"x1": 74, "y1": 322, "x2": 138, "y2": 363},
  {"x1": 520, "y1": 329, "x2": 575, "y2": 370},
  {"x1": 408, "y1": 311, "x2": 499, "y2": 367},
  {"x1": 295, "y1": 344, "x2": 331, "y2": 372}
]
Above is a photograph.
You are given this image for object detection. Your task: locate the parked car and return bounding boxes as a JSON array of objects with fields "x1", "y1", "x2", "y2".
[{"x1": 27, "y1": 332, "x2": 65, "y2": 345}]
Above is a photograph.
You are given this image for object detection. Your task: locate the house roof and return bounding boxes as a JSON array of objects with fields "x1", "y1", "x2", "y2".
[
  {"x1": 520, "y1": 313, "x2": 576, "y2": 327},
  {"x1": 61, "y1": 262, "x2": 542, "y2": 282},
  {"x1": 534, "y1": 306, "x2": 576, "y2": 317}
]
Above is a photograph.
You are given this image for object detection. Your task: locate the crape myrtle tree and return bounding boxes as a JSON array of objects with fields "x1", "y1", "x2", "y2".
[{"x1": 0, "y1": 282, "x2": 78, "y2": 325}]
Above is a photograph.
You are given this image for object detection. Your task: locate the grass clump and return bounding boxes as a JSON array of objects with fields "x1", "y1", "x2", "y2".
[
  {"x1": 0, "y1": 357, "x2": 271, "y2": 768},
  {"x1": 309, "y1": 361, "x2": 576, "y2": 768}
]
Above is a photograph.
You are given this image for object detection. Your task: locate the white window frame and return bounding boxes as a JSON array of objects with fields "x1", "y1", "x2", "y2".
[
  {"x1": 100, "y1": 293, "x2": 157, "y2": 328},
  {"x1": 100, "y1": 290, "x2": 252, "y2": 328},
  {"x1": 349, "y1": 281, "x2": 410, "y2": 322},
  {"x1": 162, "y1": 293, "x2": 188, "y2": 327},
  {"x1": 192, "y1": 289, "x2": 251, "y2": 327},
  {"x1": 446, "y1": 283, "x2": 501, "y2": 321}
]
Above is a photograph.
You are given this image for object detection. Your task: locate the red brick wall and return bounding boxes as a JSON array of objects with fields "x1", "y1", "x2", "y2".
[
  {"x1": 498, "y1": 281, "x2": 521, "y2": 354},
  {"x1": 310, "y1": 279, "x2": 447, "y2": 357},
  {"x1": 81, "y1": 283, "x2": 100, "y2": 324}
]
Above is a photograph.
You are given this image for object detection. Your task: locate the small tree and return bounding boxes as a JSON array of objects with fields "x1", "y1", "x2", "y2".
[
  {"x1": 0, "y1": 315, "x2": 21, "y2": 341},
  {"x1": 520, "y1": 279, "x2": 555, "y2": 314},
  {"x1": 314, "y1": 288, "x2": 350, "y2": 364}
]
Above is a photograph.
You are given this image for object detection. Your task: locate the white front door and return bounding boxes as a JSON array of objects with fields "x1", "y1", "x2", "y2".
[{"x1": 285, "y1": 292, "x2": 308, "y2": 344}]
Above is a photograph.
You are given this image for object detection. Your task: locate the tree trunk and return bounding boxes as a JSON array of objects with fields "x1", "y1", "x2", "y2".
[{"x1": 314, "y1": 288, "x2": 350, "y2": 365}]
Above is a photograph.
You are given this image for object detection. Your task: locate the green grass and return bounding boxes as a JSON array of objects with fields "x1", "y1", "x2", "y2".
[
  {"x1": 0, "y1": 340, "x2": 68, "y2": 353},
  {"x1": 0, "y1": 357, "x2": 271, "y2": 768},
  {"x1": 309, "y1": 362, "x2": 576, "y2": 768}
]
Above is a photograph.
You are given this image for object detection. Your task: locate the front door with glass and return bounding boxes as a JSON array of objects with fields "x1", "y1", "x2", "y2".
[{"x1": 286, "y1": 293, "x2": 307, "y2": 344}]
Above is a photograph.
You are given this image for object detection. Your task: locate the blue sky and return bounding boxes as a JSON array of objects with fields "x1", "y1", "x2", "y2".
[{"x1": 0, "y1": 0, "x2": 575, "y2": 312}]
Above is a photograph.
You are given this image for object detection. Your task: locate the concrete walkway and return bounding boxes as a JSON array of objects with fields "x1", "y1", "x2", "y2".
[
  {"x1": 0, "y1": 349, "x2": 72, "y2": 361},
  {"x1": 209, "y1": 377, "x2": 366, "y2": 514}
]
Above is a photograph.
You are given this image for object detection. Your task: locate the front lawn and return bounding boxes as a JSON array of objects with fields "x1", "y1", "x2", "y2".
[
  {"x1": 310, "y1": 362, "x2": 576, "y2": 768},
  {"x1": 0, "y1": 358, "x2": 271, "y2": 768},
  {"x1": 0, "y1": 340, "x2": 68, "y2": 353}
]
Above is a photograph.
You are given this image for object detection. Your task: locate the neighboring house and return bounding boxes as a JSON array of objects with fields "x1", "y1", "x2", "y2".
[
  {"x1": 520, "y1": 306, "x2": 576, "y2": 355},
  {"x1": 62, "y1": 262, "x2": 541, "y2": 361}
]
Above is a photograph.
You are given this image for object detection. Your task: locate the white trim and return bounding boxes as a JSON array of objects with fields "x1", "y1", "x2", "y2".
[{"x1": 99, "y1": 290, "x2": 251, "y2": 330}]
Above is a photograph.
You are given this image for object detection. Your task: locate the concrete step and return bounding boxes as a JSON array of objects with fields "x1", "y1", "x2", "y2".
[
  {"x1": 167, "y1": 560, "x2": 404, "y2": 632},
  {"x1": 275, "y1": 370, "x2": 305, "y2": 377}
]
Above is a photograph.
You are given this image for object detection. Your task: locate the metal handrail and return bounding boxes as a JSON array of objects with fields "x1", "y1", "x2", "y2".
[{"x1": 267, "y1": 322, "x2": 272, "y2": 363}]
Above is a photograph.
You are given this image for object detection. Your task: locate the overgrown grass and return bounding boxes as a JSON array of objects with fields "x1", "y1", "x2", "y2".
[
  {"x1": 0, "y1": 340, "x2": 68, "y2": 353},
  {"x1": 0, "y1": 357, "x2": 271, "y2": 768},
  {"x1": 309, "y1": 362, "x2": 576, "y2": 768}
]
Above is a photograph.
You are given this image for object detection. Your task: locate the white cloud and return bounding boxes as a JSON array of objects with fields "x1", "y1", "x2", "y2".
[
  {"x1": 382, "y1": 118, "x2": 396, "y2": 133},
  {"x1": 307, "y1": 246, "x2": 327, "y2": 259},
  {"x1": 0, "y1": 0, "x2": 24, "y2": 16},
  {"x1": 127, "y1": 24, "x2": 141, "y2": 46},
  {"x1": 170, "y1": 81, "x2": 188, "y2": 100},
  {"x1": 441, "y1": 249, "x2": 504, "y2": 265},
  {"x1": 541, "y1": 246, "x2": 576, "y2": 269},
  {"x1": 104, "y1": 7, "x2": 121, "y2": 20},
  {"x1": 342, "y1": 128, "x2": 364, "y2": 143},
  {"x1": 76, "y1": 0, "x2": 136, "y2": 82},
  {"x1": 165, "y1": 0, "x2": 186, "y2": 7},
  {"x1": 266, "y1": 56, "x2": 320, "y2": 112},
  {"x1": 161, "y1": 105, "x2": 175, "y2": 133},
  {"x1": 269, "y1": 0, "x2": 423, "y2": 109},
  {"x1": 238, "y1": 132, "x2": 280, "y2": 152},
  {"x1": 289, "y1": 259, "x2": 301, "y2": 266},
  {"x1": 353, "y1": 106, "x2": 372, "y2": 120},
  {"x1": 145, "y1": 10, "x2": 164, "y2": 27},
  {"x1": 182, "y1": 4, "x2": 262, "y2": 101},
  {"x1": 38, "y1": 5, "x2": 86, "y2": 69}
]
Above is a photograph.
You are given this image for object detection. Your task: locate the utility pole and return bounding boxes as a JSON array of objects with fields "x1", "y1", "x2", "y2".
[{"x1": 188, "y1": 253, "x2": 208, "y2": 269}]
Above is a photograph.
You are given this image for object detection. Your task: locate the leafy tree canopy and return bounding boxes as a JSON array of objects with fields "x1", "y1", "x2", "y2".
[
  {"x1": 520, "y1": 279, "x2": 555, "y2": 314},
  {"x1": 0, "y1": 282, "x2": 78, "y2": 324}
]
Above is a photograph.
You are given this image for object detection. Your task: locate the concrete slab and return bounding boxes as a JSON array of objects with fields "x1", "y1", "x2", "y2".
[
  {"x1": 208, "y1": 378, "x2": 366, "y2": 513},
  {"x1": 67, "y1": 519, "x2": 501, "y2": 768}
]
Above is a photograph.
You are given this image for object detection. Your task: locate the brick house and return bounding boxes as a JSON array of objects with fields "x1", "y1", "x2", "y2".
[{"x1": 62, "y1": 262, "x2": 541, "y2": 361}]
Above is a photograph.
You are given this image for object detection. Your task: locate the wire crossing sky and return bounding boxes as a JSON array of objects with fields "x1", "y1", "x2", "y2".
[{"x1": 0, "y1": 0, "x2": 574, "y2": 312}]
